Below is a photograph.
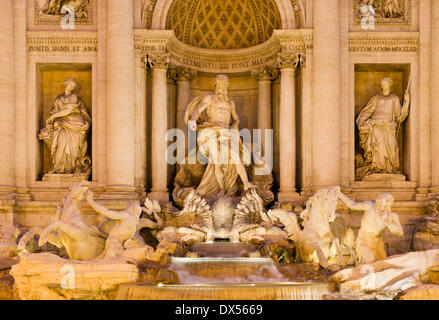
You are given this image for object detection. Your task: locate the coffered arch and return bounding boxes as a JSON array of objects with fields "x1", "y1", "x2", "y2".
[{"x1": 142, "y1": 0, "x2": 305, "y2": 32}]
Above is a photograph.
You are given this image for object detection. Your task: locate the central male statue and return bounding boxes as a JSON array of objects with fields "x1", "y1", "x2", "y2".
[{"x1": 173, "y1": 74, "x2": 267, "y2": 204}]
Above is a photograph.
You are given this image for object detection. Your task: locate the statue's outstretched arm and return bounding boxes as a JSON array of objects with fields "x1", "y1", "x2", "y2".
[
  {"x1": 337, "y1": 192, "x2": 368, "y2": 211},
  {"x1": 385, "y1": 212, "x2": 404, "y2": 237},
  {"x1": 86, "y1": 191, "x2": 124, "y2": 220},
  {"x1": 138, "y1": 218, "x2": 158, "y2": 230}
]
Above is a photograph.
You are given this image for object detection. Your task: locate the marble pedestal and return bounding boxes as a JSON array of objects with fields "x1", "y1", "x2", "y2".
[{"x1": 42, "y1": 173, "x2": 90, "y2": 183}]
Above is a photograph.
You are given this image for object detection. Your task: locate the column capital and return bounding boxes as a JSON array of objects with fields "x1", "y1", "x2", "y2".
[
  {"x1": 277, "y1": 53, "x2": 304, "y2": 69},
  {"x1": 146, "y1": 53, "x2": 170, "y2": 69},
  {"x1": 168, "y1": 66, "x2": 198, "y2": 82},
  {"x1": 250, "y1": 65, "x2": 278, "y2": 81}
]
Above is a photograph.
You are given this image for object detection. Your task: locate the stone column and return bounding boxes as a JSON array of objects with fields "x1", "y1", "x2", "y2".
[
  {"x1": 169, "y1": 67, "x2": 197, "y2": 132},
  {"x1": 105, "y1": 0, "x2": 136, "y2": 197},
  {"x1": 277, "y1": 53, "x2": 300, "y2": 202},
  {"x1": 0, "y1": 0, "x2": 15, "y2": 200},
  {"x1": 312, "y1": 0, "x2": 341, "y2": 188},
  {"x1": 432, "y1": 0, "x2": 439, "y2": 192},
  {"x1": 148, "y1": 53, "x2": 170, "y2": 202},
  {"x1": 251, "y1": 66, "x2": 278, "y2": 151}
]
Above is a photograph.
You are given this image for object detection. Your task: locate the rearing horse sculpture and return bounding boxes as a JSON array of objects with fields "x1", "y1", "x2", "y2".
[
  {"x1": 262, "y1": 187, "x2": 343, "y2": 268},
  {"x1": 18, "y1": 182, "x2": 106, "y2": 260}
]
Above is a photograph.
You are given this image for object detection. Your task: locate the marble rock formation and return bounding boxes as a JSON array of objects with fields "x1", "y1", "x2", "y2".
[
  {"x1": 0, "y1": 224, "x2": 19, "y2": 259},
  {"x1": 11, "y1": 253, "x2": 138, "y2": 300},
  {"x1": 332, "y1": 249, "x2": 439, "y2": 298},
  {"x1": 412, "y1": 200, "x2": 439, "y2": 251}
]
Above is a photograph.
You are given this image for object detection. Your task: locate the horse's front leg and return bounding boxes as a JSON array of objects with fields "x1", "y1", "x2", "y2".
[
  {"x1": 39, "y1": 221, "x2": 61, "y2": 247},
  {"x1": 17, "y1": 227, "x2": 44, "y2": 251},
  {"x1": 334, "y1": 237, "x2": 345, "y2": 266},
  {"x1": 311, "y1": 242, "x2": 330, "y2": 269}
]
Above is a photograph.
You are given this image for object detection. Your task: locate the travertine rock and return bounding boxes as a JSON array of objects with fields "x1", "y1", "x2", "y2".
[
  {"x1": 0, "y1": 224, "x2": 19, "y2": 259},
  {"x1": 395, "y1": 284, "x2": 439, "y2": 300},
  {"x1": 11, "y1": 253, "x2": 139, "y2": 300},
  {"x1": 332, "y1": 249, "x2": 439, "y2": 297}
]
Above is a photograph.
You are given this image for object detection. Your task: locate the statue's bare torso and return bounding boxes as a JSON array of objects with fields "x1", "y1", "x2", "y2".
[
  {"x1": 202, "y1": 94, "x2": 233, "y2": 128},
  {"x1": 371, "y1": 94, "x2": 396, "y2": 122}
]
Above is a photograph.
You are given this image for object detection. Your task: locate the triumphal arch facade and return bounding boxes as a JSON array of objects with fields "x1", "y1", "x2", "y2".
[{"x1": 0, "y1": 0, "x2": 438, "y2": 256}]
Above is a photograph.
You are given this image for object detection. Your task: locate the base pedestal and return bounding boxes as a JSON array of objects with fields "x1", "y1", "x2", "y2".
[
  {"x1": 277, "y1": 190, "x2": 300, "y2": 203},
  {"x1": 148, "y1": 190, "x2": 170, "y2": 203},
  {"x1": 42, "y1": 173, "x2": 90, "y2": 183},
  {"x1": 363, "y1": 174, "x2": 406, "y2": 182}
]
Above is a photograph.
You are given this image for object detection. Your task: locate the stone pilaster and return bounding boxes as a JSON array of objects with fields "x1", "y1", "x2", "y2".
[
  {"x1": 431, "y1": 0, "x2": 439, "y2": 193},
  {"x1": 277, "y1": 53, "x2": 301, "y2": 201},
  {"x1": 104, "y1": 0, "x2": 137, "y2": 198},
  {"x1": 312, "y1": 0, "x2": 341, "y2": 188},
  {"x1": 0, "y1": 0, "x2": 15, "y2": 202},
  {"x1": 148, "y1": 53, "x2": 170, "y2": 203},
  {"x1": 14, "y1": 0, "x2": 29, "y2": 201}
]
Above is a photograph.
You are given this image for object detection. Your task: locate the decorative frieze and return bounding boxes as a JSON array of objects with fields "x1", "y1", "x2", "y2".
[
  {"x1": 349, "y1": 32, "x2": 419, "y2": 53},
  {"x1": 27, "y1": 31, "x2": 98, "y2": 55},
  {"x1": 134, "y1": 30, "x2": 311, "y2": 74}
]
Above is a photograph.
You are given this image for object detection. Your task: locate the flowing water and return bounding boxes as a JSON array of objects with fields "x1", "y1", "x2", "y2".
[{"x1": 115, "y1": 244, "x2": 334, "y2": 300}]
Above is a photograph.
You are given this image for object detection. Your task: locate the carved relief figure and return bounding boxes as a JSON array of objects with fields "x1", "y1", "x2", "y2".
[
  {"x1": 39, "y1": 78, "x2": 91, "y2": 177},
  {"x1": 356, "y1": 0, "x2": 408, "y2": 23},
  {"x1": 356, "y1": 77, "x2": 410, "y2": 179},
  {"x1": 384, "y1": 0, "x2": 404, "y2": 17},
  {"x1": 38, "y1": 0, "x2": 90, "y2": 18},
  {"x1": 337, "y1": 192, "x2": 403, "y2": 264}
]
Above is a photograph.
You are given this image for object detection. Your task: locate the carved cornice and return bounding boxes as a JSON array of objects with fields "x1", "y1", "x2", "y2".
[
  {"x1": 27, "y1": 31, "x2": 98, "y2": 55},
  {"x1": 135, "y1": 30, "x2": 173, "y2": 53},
  {"x1": 168, "y1": 66, "x2": 198, "y2": 82},
  {"x1": 349, "y1": 32, "x2": 419, "y2": 53},
  {"x1": 274, "y1": 29, "x2": 313, "y2": 52},
  {"x1": 134, "y1": 29, "x2": 311, "y2": 74}
]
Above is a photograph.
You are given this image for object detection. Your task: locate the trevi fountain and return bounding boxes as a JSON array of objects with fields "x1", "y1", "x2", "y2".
[{"x1": 0, "y1": 0, "x2": 439, "y2": 302}]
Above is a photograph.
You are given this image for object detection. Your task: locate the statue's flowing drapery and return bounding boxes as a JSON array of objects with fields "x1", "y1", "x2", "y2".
[
  {"x1": 40, "y1": 95, "x2": 91, "y2": 174},
  {"x1": 356, "y1": 94, "x2": 409, "y2": 174}
]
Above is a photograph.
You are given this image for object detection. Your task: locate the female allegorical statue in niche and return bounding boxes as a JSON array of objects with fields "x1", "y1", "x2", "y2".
[
  {"x1": 39, "y1": 78, "x2": 91, "y2": 177},
  {"x1": 356, "y1": 76, "x2": 410, "y2": 180}
]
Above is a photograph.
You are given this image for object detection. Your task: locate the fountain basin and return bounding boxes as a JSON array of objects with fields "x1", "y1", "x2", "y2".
[
  {"x1": 190, "y1": 243, "x2": 257, "y2": 258},
  {"x1": 115, "y1": 282, "x2": 335, "y2": 300}
]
